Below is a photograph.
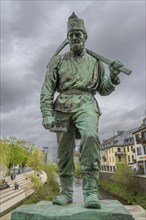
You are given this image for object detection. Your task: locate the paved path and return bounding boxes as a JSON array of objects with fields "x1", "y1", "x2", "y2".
[{"x1": 0, "y1": 171, "x2": 47, "y2": 215}]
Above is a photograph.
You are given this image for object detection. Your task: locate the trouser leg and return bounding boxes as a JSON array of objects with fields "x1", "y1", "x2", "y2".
[
  {"x1": 74, "y1": 109, "x2": 101, "y2": 208},
  {"x1": 53, "y1": 111, "x2": 75, "y2": 205}
]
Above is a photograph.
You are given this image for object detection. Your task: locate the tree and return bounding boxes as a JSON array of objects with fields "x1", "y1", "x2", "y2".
[
  {"x1": 0, "y1": 136, "x2": 32, "y2": 170},
  {"x1": 7, "y1": 137, "x2": 29, "y2": 168},
  {"x1": 0, "y1": 139, "x2": 11, "y2": 167},
  {"x1": 27, "y1": 147, "x2": 44, "y2": 173}
]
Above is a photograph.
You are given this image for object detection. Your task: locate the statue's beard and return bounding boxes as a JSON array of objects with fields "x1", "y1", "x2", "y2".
[
  {"x1": 72, "y1": 43, "x2": 81, "y2": 51},
  {"x1": 70, "y1": 42, "x2": 84, "y2": 54}
]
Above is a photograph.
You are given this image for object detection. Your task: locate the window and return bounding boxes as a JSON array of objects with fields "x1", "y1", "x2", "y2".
[
  {"x1": 131, "y1": 145, "x2": 133, "y2": 151},
  {"x1": 132, "y1": 155, "x2": 134, "y2": 161},
  {"x1": 124, "y1": 147, "x2": 126, "y2": 152},
  {"x1": 117, "y1": 148, "x2": 121, "y2": 152},
  {"x1": 144, "y1": 132, "x2": 146, "y2": 140},
  {"x1": 128, "y1": 155, "x2": 130, "y2": 162},
  {"x1": 143, "y1": 146, "x2": 146, "y2": 154},
  {"x1": 118, "y1": 156, "x2": 121, "y2": 162},
  {"x1": 127, "y1": 146, "x2": 129, "y2": 152},
  {"x1": 137, "y1": 147, "x2": 142, "y2": 155}
]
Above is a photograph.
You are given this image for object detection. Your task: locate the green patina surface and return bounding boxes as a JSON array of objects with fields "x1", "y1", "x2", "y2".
[
  {"x1": 11, "y1": 200, "x2": 135, "y2": 220},
  {"x1": 40, "y1": 12, "x2": 132, "y2": 208}
]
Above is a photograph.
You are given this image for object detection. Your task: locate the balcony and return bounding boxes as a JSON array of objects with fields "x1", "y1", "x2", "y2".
[
  {"x1": 137, "y1": 138, "x2": 146, "y2": 144},
  {"x1": 132, "y1": 149, "x2": 135, "y2": 153},
  {"x1": 135, "y1": 132, "x2": 146, "y2": 144},
  {"x1": 115, "y1": 151, "x2": 126, "y2": 155},
  {"x1": 101, "y1": 162, "x2": 109, "y2": 166}
]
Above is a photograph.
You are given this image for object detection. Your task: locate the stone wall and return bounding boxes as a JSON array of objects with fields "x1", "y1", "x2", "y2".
[{"x1": 99, "y1": 171, "x2": 146, "y2": 193}]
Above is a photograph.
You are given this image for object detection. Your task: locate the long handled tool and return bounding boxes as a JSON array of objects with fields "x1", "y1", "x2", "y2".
[{"x1": 48, "y1": 38, "x2": 132, "y2": 75}]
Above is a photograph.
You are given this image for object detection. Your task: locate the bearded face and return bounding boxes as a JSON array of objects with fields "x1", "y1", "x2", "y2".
[{"x1": 67, "y1": 30, "x2": 86, "y2": 54}]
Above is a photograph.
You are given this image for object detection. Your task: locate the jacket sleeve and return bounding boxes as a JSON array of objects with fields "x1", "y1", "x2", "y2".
[
  {"x1": 40, "y1": 55, "x2": 60, "y2": 118},
  {"x1": 97, "y1": 60, "x2": 119, "y2": 96}
]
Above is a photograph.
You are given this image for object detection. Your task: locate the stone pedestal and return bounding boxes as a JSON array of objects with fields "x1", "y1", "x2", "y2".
[{"x1": 11, "y1": 200, "x2": 135, "y2": 220}]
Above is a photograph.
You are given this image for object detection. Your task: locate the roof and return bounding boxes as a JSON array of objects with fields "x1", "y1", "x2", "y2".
[
  {"x1": 133, "y1": 118, "x2": 146, "y2": 134},
  {"x1": 101, "y1": 128, "x2": 138, "y2": 149}
]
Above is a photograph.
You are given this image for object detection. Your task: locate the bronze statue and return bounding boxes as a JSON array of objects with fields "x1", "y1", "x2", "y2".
[{"x1": 40, "y1": 12, "x2": 131, "y2": 208}]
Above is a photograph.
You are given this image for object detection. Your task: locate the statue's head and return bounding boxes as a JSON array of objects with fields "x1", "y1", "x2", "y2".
[{"x1": 67, "y1": 12, "x2": 87, "y2": 54}]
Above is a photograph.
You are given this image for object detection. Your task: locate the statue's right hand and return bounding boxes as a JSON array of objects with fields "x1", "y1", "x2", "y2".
[{"x1": 42, "y1": 116, "x2": 55, "y2": 130}]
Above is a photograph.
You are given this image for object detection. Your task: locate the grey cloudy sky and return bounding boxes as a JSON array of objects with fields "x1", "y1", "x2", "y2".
[{"x1": 1, "y1": 0, "x2": 145, "y2": 149}]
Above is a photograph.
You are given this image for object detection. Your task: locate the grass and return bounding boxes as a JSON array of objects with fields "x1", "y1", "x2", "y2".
[{"x1": 99, "y1": 179, "x2": 146, "y2": 209}]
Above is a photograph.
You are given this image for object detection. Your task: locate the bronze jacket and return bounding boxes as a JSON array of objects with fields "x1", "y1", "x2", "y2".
[{"x1": 40, "y1": 51, "x2": 118, "y2": 118}]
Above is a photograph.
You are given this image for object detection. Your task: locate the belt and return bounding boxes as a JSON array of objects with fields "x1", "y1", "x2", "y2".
[{"x1": 60, "y1": 89, "x2": 92, "y2": 95}]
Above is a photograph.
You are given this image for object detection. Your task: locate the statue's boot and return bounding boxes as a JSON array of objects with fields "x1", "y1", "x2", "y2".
[
  {"x1": 52, "y1": 175, "x2": 73, "y2": 206},
  {"x1": 83, "y1": 171, "x2": 101, "y2": 209}
]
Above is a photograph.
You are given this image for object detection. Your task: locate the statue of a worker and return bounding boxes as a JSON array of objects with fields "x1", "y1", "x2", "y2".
[{"x1": 40, "y1": 13, "x2": 124, "y2": 209}]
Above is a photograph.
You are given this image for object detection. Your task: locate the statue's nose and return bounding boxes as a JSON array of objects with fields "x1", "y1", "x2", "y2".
[{"x1": 72, "y1": 34, "x2": 77, "y2": 39}]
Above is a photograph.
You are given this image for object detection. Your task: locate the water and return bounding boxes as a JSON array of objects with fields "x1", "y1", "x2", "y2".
[{"x1": 73, "y1": 178, "x2": 125, "y2": 204}]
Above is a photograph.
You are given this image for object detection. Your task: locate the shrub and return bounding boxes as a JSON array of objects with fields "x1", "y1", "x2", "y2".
[
  {"x1": 29, "y1": 174, "x2": 46, "y2": 200},
  {"x1": 25, "y1": 163, "x2": 60, "y2": 204},
  {"x1": 74, "y1": 161, "x2": 82, "y2": 179},
  {"x1": 43, "y1": 163, "x2": 60, "y2": 192}
]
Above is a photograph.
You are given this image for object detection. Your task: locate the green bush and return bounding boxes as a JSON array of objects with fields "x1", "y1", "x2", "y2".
[
  {"x1": 43, "y1": 163, "x2": 60, "y2": 192},
  {"x1": 112, "y1": 163, "x2": 139, "y2": 191},
  {"x1": 74, "y1": 161, "x2": 82, "y2": 179},
  {"x1": 25, "y1": 163, "x2": 60, "y2": 204},
  {"x1": 29, "y1": 174, "x2": 46, "y2": 200},
  {"x1": 99, "y1": 179, "x2": 146, "y2": 209}
]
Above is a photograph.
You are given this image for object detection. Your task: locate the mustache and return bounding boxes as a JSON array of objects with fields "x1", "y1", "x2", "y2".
[{"x1": 71, "y1": 39, "x2": 80, "y2": 43}]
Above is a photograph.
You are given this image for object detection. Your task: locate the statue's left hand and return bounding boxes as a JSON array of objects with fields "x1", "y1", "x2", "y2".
[
  {"x1": 109, "y1": 60, "x2": 124, "y2": 85},
  {"x1": 109, "y1": 60, "x2": 124, "y2": 76},
  {"x1": 42, "y1": 116, "x2": 55, "y2": 130}
]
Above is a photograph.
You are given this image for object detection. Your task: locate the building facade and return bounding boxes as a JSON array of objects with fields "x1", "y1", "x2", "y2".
[
  {"x1": 133, "y1": 118, "x2": 146, "y2": 175},
  {"x1": 42, "y1": 145, "x2": 58, "y2": 163},
  {"x1": 100, "y1": 129, "x2": 137, "y2": 173}
]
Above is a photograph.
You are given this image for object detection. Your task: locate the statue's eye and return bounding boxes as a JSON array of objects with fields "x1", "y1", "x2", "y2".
[
  {"x1": 75, "y1": 33, "x2": 81, "y2": 37},
  {"x1": 68, "y1": 32, "x2": 83, "y2": 39},
  {"x1": 69, "y1": 33, "x2": 73, "y2": 38}
]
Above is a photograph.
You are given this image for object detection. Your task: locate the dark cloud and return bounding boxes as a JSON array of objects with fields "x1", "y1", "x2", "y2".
[
  {"x1": 99, "y1": 103, "x2": 145, "y2": 141},
  {"x1": 1, "y1": 1, "x2": 145, "y2": 148}
]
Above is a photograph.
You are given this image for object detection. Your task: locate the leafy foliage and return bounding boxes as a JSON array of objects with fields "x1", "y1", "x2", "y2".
[
  {"x1": 100, "y1": 162, "x2": 145, "y2": 209},
  {"x1": 112, "y1": 162, "x2": 138, "y2": 190},
  {"x1": 0, "y1": 137, "x2": 30, "y2": 169},
  {"x1": 0, "y1": 139, "x2": 10, "y2": 167},
  {"x1": 100, "y1": 179, "x2": 146, "y2": 209},
  {"x1": 27, "y1": 147, "x2": 44, "y2": 173},
  {"x1": 29, "y1": 174, "x2": 46, "y2": 200},
  {"x1": 43, "y1": 163, "x2": 60, "y2": 192},
  {"x1": 74, "y1": 161, "x2": 82, "y2": 179},
  {"x1": 25, "y1": 163, "x2": 60, "y2": 204}
]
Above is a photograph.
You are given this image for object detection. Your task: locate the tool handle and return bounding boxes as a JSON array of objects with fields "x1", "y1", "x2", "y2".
[
  {"x1": 86, "y1": 49, "x2": 132, "y2": 75},
  {"x1": 49, "y1": 38, "x2": 132, "y2": 75}
]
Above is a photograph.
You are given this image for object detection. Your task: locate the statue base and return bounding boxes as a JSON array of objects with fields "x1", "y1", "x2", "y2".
[{"x1": 11, "y1": 200, "x2": 135, "y2": 220}]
